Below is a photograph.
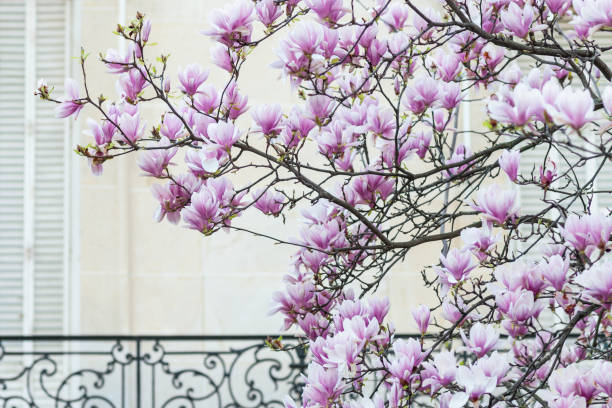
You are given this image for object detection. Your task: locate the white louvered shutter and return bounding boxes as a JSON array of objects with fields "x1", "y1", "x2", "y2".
[
  {"x1": 596, "y1": 160, "x2": 612, "y2": 213},
  {"x1": 595, "y1": 36, "x2": 612, "y2": 213},
  {"x1": 0, "y1": 1, "x2": 71, "y2": 404},
  {"x1": 0, "y1": 0, "x2": 27, "y2": 335},
  {"x1": 34, "y1": 0, "x2": 69, "y2": 335},
  {"x1": 0, "y1": 0, "x2": 70, "y2": 337}
]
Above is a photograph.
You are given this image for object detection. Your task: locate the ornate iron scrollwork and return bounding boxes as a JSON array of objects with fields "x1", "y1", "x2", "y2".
[
  {"x1": 1, "y1": 334, "x2": 598, "y2": 407},
  {"x1": 0, "y1": 336, "x2": 308, "y2": 408}
]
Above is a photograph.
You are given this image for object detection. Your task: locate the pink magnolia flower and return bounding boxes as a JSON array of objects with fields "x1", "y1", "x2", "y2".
[
  {"x1": 411, "y1": 304, "x2": 430, "y2": 334},
  {"x1": 498, "y1": 149, "x2": 520, "y2": 182},
  {"x1": 382, "y1": 3, "x2": 410, "y2": 31},
  {"x1": 499, "y1": 63, "x2": 523, "y2": 85},
  {"x1": 563, "y1": 213, "x2": 612, "y2": 252},
  {"x1": 222, "y1": 81, "x2": 249, "y2": 120},
  {"x1": 251, "y1": 104, "x2": 283, "y2": 135},
  {"x1": 368, "y1": 297, "x2": 390, "y2": 324},
  {"x1": 141, "y1": 19, "x2": 151, "y2": 43},
  {"x1": 367, "y1": 107, "x2": 396, "y2": 138},
  {"x1": 563, "y1": 214, "x2": 592, "y2": 251},
  {"x1": 387, "y1": 338, "x2": 425, "y2": 383},
  {"x1": 433, "y1": 108, "x2": 447, "y2": 132},
  {"x1": 502, "y1": 290, "x2": 543, "y2": 330},
  {"x1": 162, "y1": 77, "x2": 171, "y2": 94},
  {"x1": 527, "y1": 66, "x2": 555, "y2": 90},
  {"x1": 297, "y1": 312, "x2": 330, "y2": 339},
  {"x1": 83, "y1": 146, "x2": 108, "y2": 176},
  {"x1": 118, "y1": 112, "x2": 145, "y2": 144},
  {"x1": 575, "y1": 256, "x2": 612, "y2": 303},
  {"x1": 87, "y1": 118, "x2": 115, "y2": 146},
  {"x1": 546, "y1": 396, "x2": 587, "y2": 408},
  {"x1": 252, "y1": 188, "x2": 285, "y2": 215},
  {"x1": 151, "y1": 183, "x2": 182, "y2": 224},
  {"x1": 151, "y1": 173, "x2": 202, "y2": 225},
  {"x1": 160, "y1": 113, "x2": 185, "y2": 140},
  {"x1": 500, "y1": 3, "x2": 541, "y2": 38},
  {"x1": 546, "y1": 0, "x2": 571, "y2": 13},
  {"x1": 572, "y1": 0, "x2": 612, "y2": 33},
  {"x1": 210, "y1": 44, "x2": 238, "y2": 73},
  {"x1": 271, "y1": 279, "x2": 316, "y2": 318},
  {"x1": 193, "y1": 84, "x2": 221, "y2": 115},
  {"x1": 593, "y1": 360, "x2": 612, "y2": 396},
  {"x1": 412, "y1": 7, "x2": 440, "y2": 38},
  {"x1": 305, "y1": 0, "x2": 346, "y2": 24},
  {"x1": 103, "y1": 47, "x2": 132, "y2": 74},
  {"x1": 460, "y1": 223, "x2": 500, "y2": 262},
  {"x1": 421, "y1": 350, "x2": 457, "y2": 392},
  {"x1": 548, "y1": 365, "x2": 583, "y2": 398},
  {"x1": 550, "y1": 87, "x2": 598, "y2": 130},
  {"x1": 388, "y1": 31, "x2": 410, "y2": 56},
  {"x1": 541, "y1": 255, "x2": 569, "y2": 291},
  {"x1": 351, "y1": 172, "x2": 395, "y2": 206},
  {"x1": 488, "y1": 83, "x2": 542, "y2": 126},
  {"x1": 453, "y1": 365, "x2": 497, "y2": 404},
  {"x1": 185, "y1": 149, "x2": 220, "y2": 176},
  {"x1": 471, "y1": 184, "x2": 519, "y2": 225},
  {"x1": 178, "y1": 64, "x2": 209, "y2": 96},
  {"x1": 439, "y1": 82, "x2": 464, "y2": 110},
  {"x1": 378, "y1": 135, "x2": 413, "y2": 168},
  {"x1": 475, "y1": 352, "x2": 510, "y2": 385},
  {"x1": 203, "y1": 0, "x2": 255, "y2": 46},
  {"x1": 55, "y1": 78, "x2": 84, "y2": 118},
  {"x1": 402, "y1": 75, "x2": 439, "y2": 114},
  {"x1": 460, "y1": 323, "x2": 499, "y2": 358},
  {"x1": 406, "y1": 129, "x2": 432, "y2": 159},
  {"x1": 539, "y1": 159, "x2": 557, "y2": 187},
  {"x1": 495, "y1": 260, "x2": 547, "y2": 294},
  {"x1": 288, "y1": 21, "x2": 324, "y2": 57},
  {"x1": 481, "y1": 43, "x2": 506, "y2": 71},
  {"x1": 299, "y1": 221, "x2": 346, "y2": 251},
  {"x1": 344, "y1": 314, "x2": 380, "y2": 346},
  {"x1": 366, "y1": 38, "x2": 387, "y2": 66},
  {"x1": 323, "y1": 331, "x2": 362, "y2": 370},
  {"x1": 335, "y1": 299, "x2": 368, "y2": 326},
  {"x1": 441, "y1": 299, "x2": 463, "y2": 323},
  {"x1": 313, "y1": 122, "x2": 358, "y2": 158},
  {"x1": 431, "y1": 51, "x2": 462, "y2": 82},
  {"x1": 302, "y1": 365, "x2": 347, "y2": 407},
  {"x1": 284, "y1": 107, "x2": 316, "y2": 140},
  {"x1": 183, "y1": 187, "x2": 224, "y2": 232},
  {"x1": 118, "y1": 68, "x2": 147, "y2": 101},
  {"x1": 256, "y1": 0, "x2": 282, "y2": 26},
  {"x1": 436, "y1": 248, "x2": 477, "y2": 287},
  {"x1": 208, "y1": 175, "x2": 246, "y2": 211},
  {"x1": 307, "y1": 95, "x2": 334, "y2": 124},
  {"x1": 574, "y1": 368, "x2": 600, "y2": 401},
  {"x1": 137, "y1": 137, "x2": 177, "y2": 177},
  {"x1": 208, "y1": 121, "x2": 242, "y2": 151}
]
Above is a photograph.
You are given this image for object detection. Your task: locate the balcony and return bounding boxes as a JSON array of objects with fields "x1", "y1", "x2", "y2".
[
  {"x1": 0, "y1": 335, "x2": 315, "y2": 408},
  {"x1": 2, "y1": 334, "x2": 605, "y2": 407}
]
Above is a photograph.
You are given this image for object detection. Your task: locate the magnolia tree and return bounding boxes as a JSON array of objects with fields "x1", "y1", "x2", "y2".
[{"x1": 37, "y1": 0, "x2": 612, "y2": 407}]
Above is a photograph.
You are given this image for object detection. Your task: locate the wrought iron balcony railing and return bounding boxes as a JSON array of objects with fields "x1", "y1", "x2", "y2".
[
  {"x1": 2, "y1": 334, "x2": 604, "y2": 408},
  {"x1": 0, "y1": 334, "x2": 331, "y2": 408}
]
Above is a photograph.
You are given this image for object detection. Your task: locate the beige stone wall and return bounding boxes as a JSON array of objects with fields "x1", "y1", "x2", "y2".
[{"x1": 77, "y1": 0, "x2": 446, "y2": 335}]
